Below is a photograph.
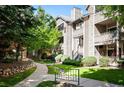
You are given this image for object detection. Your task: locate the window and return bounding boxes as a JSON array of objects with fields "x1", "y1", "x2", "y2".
[
  {"x1": 73, "y1": 22, "x2": 82, "y2": 30},
  {"x1": 58, "y1": 23, "x2": 64, "y2": 31},
  {"x1": 75, "y1": 22, "x2": 82, "y2": 30},
  {"x1": 107, "y1": 26, "x2": 117, "y2": 32},
  {"x1": 79, "y1": 36, "x2": 83, "y2": 47}
]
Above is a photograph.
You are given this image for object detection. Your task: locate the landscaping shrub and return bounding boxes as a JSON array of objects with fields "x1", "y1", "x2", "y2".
[
  {"x1": 81, "y1": 56, "x2": 97, "y2": 67},
  {"x1": 63, "y1": 58, "x2": 81, "y2": 66},
  {"x1": 55, "y1": 54, "x2": 63, "y2": 62},
  {"x1": 55, "y1": 54, "x2": 69, "y2": 62},
  {"x1": 99, "y1": 56, "x2": 109, "y2": 67},
  {"x1": 117, "y1": 59, "x2": 124, "y2": 63},
  {"x1": 117, "y1": 58, "x2": 124, "y2": 67},
  {"x1": 60, "y1": 55, "x2": 69, "y2": 62}
]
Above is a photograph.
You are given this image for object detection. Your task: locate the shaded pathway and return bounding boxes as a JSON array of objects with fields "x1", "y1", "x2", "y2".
[
  {"x1": 15, "y1": 62, "x2": 49, "y2": 87},
  {"x1": 15, "y1": 62, "x2": 122, "y2": 87}
]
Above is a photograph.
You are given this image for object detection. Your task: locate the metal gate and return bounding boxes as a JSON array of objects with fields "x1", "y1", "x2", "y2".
[{"x1": 55, "y1": 67, "x2": 80, "y2": 85}]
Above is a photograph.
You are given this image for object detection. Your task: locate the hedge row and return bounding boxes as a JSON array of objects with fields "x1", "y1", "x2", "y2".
[
  {"x1": 63, "y1": 58, "x2": 81, "y2": 66},
  {"x1": 81, "y1": 56, "x2": 97, "y2": 66},
  {"x1": 99, "y1": 56, "x2": 109, "y2": 67},
  {"x1": 55, "y1": 54, "x2": 110, "y2": 67}
]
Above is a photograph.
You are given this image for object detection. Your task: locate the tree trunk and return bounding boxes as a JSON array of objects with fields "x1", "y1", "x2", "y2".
[
  {"x1": 37, "y1": 49, "x2": 42, "y2": 60},
  {"x1": 16, "y1": 44, "x2": 20, "y2": 61}
]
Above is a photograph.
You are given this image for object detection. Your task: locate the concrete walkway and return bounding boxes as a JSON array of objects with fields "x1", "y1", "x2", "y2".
[
  {"x1": 15, "y1": 62, "x2": 49, "y2": 87},
  {"x1": 42, "y1": 75, "x2": 122, "y2": 87},
  {"x1": 15, "y1": 62, "x2": 122, "y2": 87}
]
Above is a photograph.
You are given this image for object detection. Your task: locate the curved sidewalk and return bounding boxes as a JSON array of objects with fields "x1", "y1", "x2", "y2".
[
  {"x1": 15, "y1": 62, "x2": 122, "y2": 87},
  {"x1": 15, "y1": 62, "x2": 49, "y2": 87}
]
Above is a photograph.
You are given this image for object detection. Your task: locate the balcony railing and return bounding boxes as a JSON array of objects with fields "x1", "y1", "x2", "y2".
[
  {"x1": 73, "y1": 29, "x2": 83, "y2": 38},
  {"x1": 95, "y1": 31, "x2": 117, "y2": 45},
  {"x1": 95, "y1": 12, "x2": 108, "y2": 24}
]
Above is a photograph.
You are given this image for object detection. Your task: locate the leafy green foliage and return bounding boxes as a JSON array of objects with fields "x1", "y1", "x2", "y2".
[
  {"x1": 63, "y1": 58, "x2": 81, "y2": 66},
  {"x1": 0, "y1": 5, "x2": 37, "y2": 45},
  {"x1": 0, "y1": 67, "x2": 36, "y2": 87},
  {"x1": 99, "y1": 56, "x2": 109, "y2": 67},
  {"x1": 96, "y1": 5, "x2": 124, "y2": 26},
  {"x1": 34, "y1": 59, "x2": 55, "y2": 64},
  {"x1": 61, "y1": 55, "x2": 69, "y2": 62},
  {"x1": 81, "y1": 56, "x2": 97, "y2": 67},
  {"x1": 37, "y1": 80, "x2": 59, "y2": 87},
  {"x1": 0, "y1": 5, "x2": 38, "y2": 60},
  {"x1": 26, "y1": 7, "x2": 61, "y2": 52},
  {"x1": 47, "y1": 64, "x2": 76, "y2": 74},
  {"x1": 78, "y1": 67, "x2": 124, "y2": 85},
  {"x1": 55, "y1": 54, "x2": 69, "y2": 62},
  {"x1": 117, "y1": 58, "x2": 124, "y2": 67}
]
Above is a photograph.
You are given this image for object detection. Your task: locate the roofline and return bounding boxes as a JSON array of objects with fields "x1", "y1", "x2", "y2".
[
  {"x1": 72, "y1": 14, "x2": 89, "y2": 22},
  {"x1": 56, "y1": 15, "x2": 89, "y2": 24},
  {"x1": 86, "y1": 5, "x2": 90, "y2": 10},
  {"x1": 56, "y1": 16, "x2": 71, "y2": 23}
]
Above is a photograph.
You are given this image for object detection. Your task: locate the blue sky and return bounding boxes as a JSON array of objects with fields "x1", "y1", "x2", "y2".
[{"x1": 33, "y1": 5, "x2": 88, "y2": 17}]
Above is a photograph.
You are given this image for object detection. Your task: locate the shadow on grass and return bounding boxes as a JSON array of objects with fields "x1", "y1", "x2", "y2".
[
  {"x1": 0, "y1": 67, "x2": 36, "y2": 87},
  {"x1": 37, "y1": 81, "x2": 59, "y2": 87},
  {"x1": 80, "y1": 68, "x2": 124, "y2": 85},
  {"x1": 47, "y1": 64, "x2": 77, "y2": 74}
]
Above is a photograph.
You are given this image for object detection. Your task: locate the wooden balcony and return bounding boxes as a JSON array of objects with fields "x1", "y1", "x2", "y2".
[
  {"x1": 95, "y1": 12, "x2": 108, "y2": 24},
  {"x1": 95, "y1": 31, "x2": 117, "y2": 45}
]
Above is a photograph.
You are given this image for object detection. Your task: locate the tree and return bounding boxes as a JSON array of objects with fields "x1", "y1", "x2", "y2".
[
  {"x1": 26, "y1": 7, "x2": 61, "y2": 59},
  {"x1": 0, "y1": 5, "x2": 37, "y2": 61},
  {"x1": 96, "y1": 5, "x2": 124, "y2": 26}
]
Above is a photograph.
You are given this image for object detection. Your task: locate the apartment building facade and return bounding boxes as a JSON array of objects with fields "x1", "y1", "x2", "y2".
[{"x1": 56, "y1": 5, "x2": 124, "y2": 63}]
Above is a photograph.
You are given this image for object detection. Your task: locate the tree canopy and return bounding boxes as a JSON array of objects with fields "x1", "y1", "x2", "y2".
[
  {"x1": 96, "y1": 5, "x2": 124, "y2": 26},
  {"x1": 0, "y1": 5, "x2": 61, "y2": 61},
  {"x1": 0, "y1": 5, "x2": 37, "y2": 45},
  {"x1": 26, "y1": 7, "x2": 61, "y2": 52}
]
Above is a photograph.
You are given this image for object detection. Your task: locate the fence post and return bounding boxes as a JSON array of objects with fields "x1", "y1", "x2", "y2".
[
  {"x1": 78, "y1": 69, "x2": 80, "y2": 86},
  {"x1": 55, "y1": 68, "x2": 56, "y2": 83}
]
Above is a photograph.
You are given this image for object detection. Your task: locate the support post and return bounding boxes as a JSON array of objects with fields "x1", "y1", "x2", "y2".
[
  {"x1": 116, "y1": 22, "x2": 120, "y2": 60},
  {"x1": 106, "y1": 45, "x2": 108, "y2": 56},
  {"x1": 55, "y1": 68, "x2": 57, "y2": 83},
  {"x1": 116, "y1": 40, "x2": 119, "y2": 60}
]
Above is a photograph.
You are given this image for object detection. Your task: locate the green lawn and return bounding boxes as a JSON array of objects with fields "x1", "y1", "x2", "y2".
[
  {"x1": 48, "y1": 63, "x2": 124, "y2": 85},
  {"x1": 34, "y1": 59, "x2": 77, "y2": 74},
  {"x1": 0, "y1": 67, "x2": 36, "y2": 87},
  {"x1": 77, "y1": 67, "x2": 124, "y2": 85},
  {"x1": 34, "y1": 59, "x2": 55, "y2": 64},
  {"x1": 37, "y1": 80, "x2": 59, "y2": 87},
  {"x1": 47, "y1": 64, "x2": 77, "y2": 74},
  {"x1": 35, "y1": 59, "x2": 124, "y2": 85}
]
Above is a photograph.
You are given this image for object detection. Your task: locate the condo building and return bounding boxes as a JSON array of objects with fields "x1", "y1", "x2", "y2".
[{"x1": 56, "y1": 5, "x2": 124, "y2": 63}]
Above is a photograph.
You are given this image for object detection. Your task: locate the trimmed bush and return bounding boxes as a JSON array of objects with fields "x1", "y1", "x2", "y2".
[
  {"x1": 61, "y1": 55, "x2": 69, "y2": 62},
  {"x1": 55, "y1": 54, "x2": 69, "y2": 62},
  {"x1": 99, "y1": 56, "x2": 109, "y2": 67},
  {"x1": 81, "y1": 56, "x2": 97, "y2": 67},
  {"x1": 55, "y1": 54, "x2": 63, "y2": 62},
  {"x1": 63, "y1": 58, "x2": 81, "y2": 66}
]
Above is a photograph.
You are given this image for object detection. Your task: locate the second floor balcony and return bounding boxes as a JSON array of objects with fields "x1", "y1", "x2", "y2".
[
  {"x1": 95, "y1": 31, "x2": 117, "y2": 45},
  {"x1": 95, "y1": 11, "x2": 109, "y2": 24}
]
